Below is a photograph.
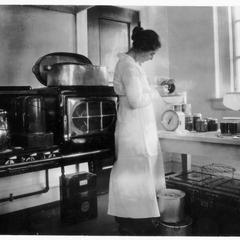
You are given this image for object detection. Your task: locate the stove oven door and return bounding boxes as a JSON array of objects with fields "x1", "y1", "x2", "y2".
[{"x1": 64, "y1": 96, "x2": 117, "y2": 150}]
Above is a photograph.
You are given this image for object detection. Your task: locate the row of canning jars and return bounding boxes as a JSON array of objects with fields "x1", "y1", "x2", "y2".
[
  {"x1": 185, "y1": 113, "x2": 218, "y2": 132},
  {"x1": 185, "y1": 114, "x2": 240, "y2": 135},
  {"x1": 173, "y1": 105, "x2": 218, "y2": 132},
  {"x1": 174, "y1": 104, "x2": 240, "y2": 134}
]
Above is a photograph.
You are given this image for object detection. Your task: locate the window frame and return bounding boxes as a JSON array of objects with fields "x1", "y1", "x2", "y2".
[{"x1": 211, "y1": 6, "x2": 235, "y2": 110}]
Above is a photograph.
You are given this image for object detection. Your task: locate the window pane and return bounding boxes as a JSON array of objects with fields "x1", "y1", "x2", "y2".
[
  {"x1": 235, "y1": 59, "x2": 240, "y2": 91},
  {"x1": 233, "y1": 7, "x2": 240, "y2": 19},
  {"x1": 234, "y1": 22, "x2": 240, "y2": 56}
]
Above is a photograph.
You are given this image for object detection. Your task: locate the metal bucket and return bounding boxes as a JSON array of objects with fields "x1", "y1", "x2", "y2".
[
  {"x1": 159, "y1": 216, "x2": 192, "y2": 236},
  {"x1": 158, "y1": 188, "x2": 185, "y2": 223}
]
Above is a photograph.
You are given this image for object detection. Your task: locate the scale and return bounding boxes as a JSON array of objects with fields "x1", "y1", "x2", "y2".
[{"x1": 161, "y1": 109, "x2": 185, "y2": 131}]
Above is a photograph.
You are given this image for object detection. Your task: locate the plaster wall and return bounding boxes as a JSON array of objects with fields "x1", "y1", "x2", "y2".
[{"x1": 0, "y1": 6, "x2": 75, "y2": 88}]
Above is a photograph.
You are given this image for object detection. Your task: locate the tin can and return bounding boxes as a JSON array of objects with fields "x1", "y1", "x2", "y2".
[
  {"x1": 193, "y1": 113, "x2": 202, "y2": 131},
  {"x1": 196, "y1": 119, "x2": 208, "y2": 132}
]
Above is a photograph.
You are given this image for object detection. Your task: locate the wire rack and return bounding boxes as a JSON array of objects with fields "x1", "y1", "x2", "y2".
[{"x1": 201, "y1": 163, "x2": 236, "y2": 179}]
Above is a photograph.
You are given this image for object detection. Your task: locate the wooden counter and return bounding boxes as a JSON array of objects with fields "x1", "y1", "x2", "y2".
[{"x1": 158, "y1": 130, "x2": 240, "y2": 172}]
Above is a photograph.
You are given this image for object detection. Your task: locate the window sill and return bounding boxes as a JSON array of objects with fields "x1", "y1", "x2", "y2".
[{"x1": 209, "y1": 98, "x2": 232, "y2": 111}]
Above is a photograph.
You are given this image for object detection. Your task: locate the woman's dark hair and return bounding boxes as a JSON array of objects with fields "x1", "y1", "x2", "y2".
[{"x1": 131, "y1": 26, "x2": 161, "y2": 51}]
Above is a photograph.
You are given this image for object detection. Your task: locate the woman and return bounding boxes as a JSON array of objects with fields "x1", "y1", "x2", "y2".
[{"x1": 108, "y1": 26, "x2": 166, "y2": 235}]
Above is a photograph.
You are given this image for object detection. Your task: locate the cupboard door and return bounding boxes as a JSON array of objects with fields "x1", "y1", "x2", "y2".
[{"x1": 87, "y1": 6, "x2": 139, "y2": 83}]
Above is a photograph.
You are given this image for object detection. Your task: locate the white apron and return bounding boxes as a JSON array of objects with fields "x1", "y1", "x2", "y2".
[{"x1": 108, "y1": 53, "x2": 166, "y2": 218}]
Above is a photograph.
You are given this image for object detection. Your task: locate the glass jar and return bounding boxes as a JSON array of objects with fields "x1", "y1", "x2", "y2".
[
  {"x1": 185, "y1": 114, "x2": 193, "y2": 131},
  {"x1": 193, "y1": 113, "x2": 202, "y2": 131},
  {"x1": 196, "y1": 119, "x2": 208, "y2": 132},
  {"x1": 228, "y1": 120, "x2": 240, "y2": 135},
  {"x1": 220, "y1": 120, "x2": 229, "y2": 135},
  {"x1": 207, "y1": 118, "x2": 218, "y2": 131}
]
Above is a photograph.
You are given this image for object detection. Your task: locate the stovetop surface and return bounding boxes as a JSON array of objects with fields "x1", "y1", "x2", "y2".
[{"x1": 32, "y1": 85, "x2": 117, "y2": 97}]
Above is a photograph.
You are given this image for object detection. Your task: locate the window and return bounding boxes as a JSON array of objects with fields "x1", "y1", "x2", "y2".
[
  {"x1": 213, "y1": 6, "x2": 233, "y2": 98},
  {"x1": 231, "y1": 7, "x2": 240, "y2": 92},
  {"x1": 212, "y1": 6, "x2": 240, "y2": 110},
  {"x1": 214, "y1": 6, "x2": 240, "y2": 99}
]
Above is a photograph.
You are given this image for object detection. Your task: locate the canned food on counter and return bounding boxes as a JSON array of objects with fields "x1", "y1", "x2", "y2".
[
  {"x1": 193, "y1": 113, "x2": 202, "y2": 131},
  {"x1": 220, "y1": 119, "x2": 240, "y2": 135},
  {"x1": 185, "y1": 114, "x2": 193, "y2": 131},
  {"x1": 196, "y1": 119, "x2": 208, "y2": 132},
  {"x1": 207, "y1": 118, "x2": 218, "y2": 131},
  {"x1": 229, "y1": 120, "x2": 240, "y2": 134}
]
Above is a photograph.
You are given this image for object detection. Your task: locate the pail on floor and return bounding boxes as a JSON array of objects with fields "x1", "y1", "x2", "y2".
[{"x1": 158, "y1": 188, "x2": 186, "y2": 223}]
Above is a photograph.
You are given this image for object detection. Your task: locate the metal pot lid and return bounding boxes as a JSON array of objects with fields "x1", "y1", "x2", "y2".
[{"x1": 32, "y1": 52, "x2": 92, "y2": 86}]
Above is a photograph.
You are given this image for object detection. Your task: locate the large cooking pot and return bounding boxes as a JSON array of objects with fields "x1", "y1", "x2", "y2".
[
  {"x1": 32, "y1": 52, "x2": 109, "y2": 86},
  {"x1": 158, "y1": 188, "x2": 185, "y2": 223},
  {"x1": 32, "y1": 52, "x2": 92, "y2": 86},
  {"x1": 45, "y1": 62, "x2": 109, "y2": 86}
]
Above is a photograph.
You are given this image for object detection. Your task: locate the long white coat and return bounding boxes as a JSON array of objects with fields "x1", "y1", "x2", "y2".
[{"x1": 107, "y1": 53, "x2": 166, "y2": 218}]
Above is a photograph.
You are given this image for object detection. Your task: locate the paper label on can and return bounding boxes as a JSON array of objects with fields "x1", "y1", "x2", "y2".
[
  {"x1": 79, "y1": 179, "x2": 87, "y2": 186},
  {"x1": 81, "y1": 201, "x2": 90, "y2": 212}
]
